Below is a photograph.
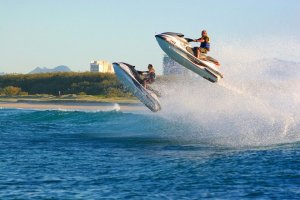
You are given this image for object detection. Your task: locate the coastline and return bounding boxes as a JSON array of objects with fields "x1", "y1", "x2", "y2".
[
  {"x1": 0, "y1": 94, "x2": 138, "y2": 103},
  {"x1": 0, "y1": 95, "x2": 144, "y2": 112}
]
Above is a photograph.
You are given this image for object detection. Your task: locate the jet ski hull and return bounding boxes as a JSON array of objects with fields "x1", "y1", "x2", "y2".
[
  {"x1": 113, "y1": 62, "x2": 161, "y2": 112},
  {"x1": 156, "y1": 33, "x2": 223, "y2": 83}
]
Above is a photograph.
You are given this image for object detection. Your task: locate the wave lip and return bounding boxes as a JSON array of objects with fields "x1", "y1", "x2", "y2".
[{"x1": 0, "y1": 102, "x2": 122, "y2": 113}]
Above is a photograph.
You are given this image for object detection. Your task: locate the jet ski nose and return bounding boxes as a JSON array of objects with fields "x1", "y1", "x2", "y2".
[{"x1": 155, "y1": 34, "x2": 166, "y2": 40}]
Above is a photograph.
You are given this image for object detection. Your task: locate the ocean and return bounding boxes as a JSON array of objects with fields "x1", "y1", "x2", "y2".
[
  {"x1": 1, "y1": 59, "x2": 300, "y2": 199},
  {"x1": 0, "y1": 107, "x2": 299, "y2": 199}
]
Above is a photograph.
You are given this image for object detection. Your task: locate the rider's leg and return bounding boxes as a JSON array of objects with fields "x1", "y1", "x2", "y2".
[{"x1": 207, "y1": 56, "x2": 220, "y2": 66}]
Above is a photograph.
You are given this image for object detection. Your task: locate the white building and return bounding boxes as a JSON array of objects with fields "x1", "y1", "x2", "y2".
[
  {"x1": 90, "y1": 61, "x2": 99, "y2": 72},
  {"x1": 90, "y1": 60, "x2": 114, "y2": 73}
]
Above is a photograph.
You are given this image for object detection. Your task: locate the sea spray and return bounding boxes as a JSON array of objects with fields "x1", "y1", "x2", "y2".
[{"x1": 155, "y1": 58, "x2": 300, "y2": 147}]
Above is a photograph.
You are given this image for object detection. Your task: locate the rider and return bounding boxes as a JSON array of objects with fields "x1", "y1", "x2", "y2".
[
  {"x1": 137, "y1": 64, "x2": 156, "y2": 88},
  {"x1": 194, "y1": 30, "x2": 210, "y2": 57},
  {"x1": 142, "y1": 64, "x2": 156, "y2": 88},
  {"x1": 194, "y1": 30, "x2": 220, "y2": 66}
]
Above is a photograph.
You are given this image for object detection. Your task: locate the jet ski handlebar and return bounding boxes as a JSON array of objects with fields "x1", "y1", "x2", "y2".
[{"x1": 185, "y1": 38, "x2": 195, "y2": 42}]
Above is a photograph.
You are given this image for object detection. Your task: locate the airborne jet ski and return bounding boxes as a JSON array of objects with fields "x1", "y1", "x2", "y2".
[
  {"x1": 113, "y1": 62, "x2": 161, "y2": 112},
  {"x1": 155, "y1": 32, "x2": 223, "y2": 83}
]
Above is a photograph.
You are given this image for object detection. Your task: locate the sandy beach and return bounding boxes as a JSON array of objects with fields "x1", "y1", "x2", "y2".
[
  {"x1": 0, "y1": 101, "x2": 145, "y2": 112},
  {"x1": 0, "y1": 95, "x2": 147, "y2": 112}
]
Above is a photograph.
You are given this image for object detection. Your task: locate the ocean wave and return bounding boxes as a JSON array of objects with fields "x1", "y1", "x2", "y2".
[{"x1": 0, "y1": 103, "x2": 121, "y2": 113}]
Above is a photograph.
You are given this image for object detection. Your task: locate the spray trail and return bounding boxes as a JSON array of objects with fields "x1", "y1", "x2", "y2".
[{"x1": 154, "y1": 57, "x2": 300, "y2": 147}]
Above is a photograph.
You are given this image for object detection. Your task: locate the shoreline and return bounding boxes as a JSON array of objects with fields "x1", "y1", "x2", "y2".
[
  {"x1": 0, "y1": 95, "x2": 138, "y2": 104},
  {"x1": 0, "y1": 95, "x2": 144, "y2": 112}
]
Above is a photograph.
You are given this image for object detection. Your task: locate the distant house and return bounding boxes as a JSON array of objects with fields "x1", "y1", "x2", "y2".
[
  {"x1": 90, "y1": 60, "x2": 114, "y2": 73},
  {"x1": 163, "y1": 55, "x2": 191, "y2": 76}
]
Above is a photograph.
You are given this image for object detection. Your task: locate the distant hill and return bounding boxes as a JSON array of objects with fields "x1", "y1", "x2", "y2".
[
  {"x1": 0, "y1": 72, "x2": 5, "y2": 76},
  {"x1": 29, "y1": 65, "x2": 72, "y2": 74}
]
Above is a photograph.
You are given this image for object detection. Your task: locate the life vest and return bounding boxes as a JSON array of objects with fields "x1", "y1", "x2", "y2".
[
  {"x1": 200, "y1": 36, "x2": 210, "y2": 50},
  {"x1": 148, "y1": 69, "x2": 156, "y2": 79}
]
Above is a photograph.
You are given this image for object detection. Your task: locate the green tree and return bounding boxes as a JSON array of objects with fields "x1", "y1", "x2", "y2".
[
  {"x1": 0, "y1": 72, "x2": 130, "y2": 97},
  {"x1": 1, "y1": 86, "x2": 22, "y2": 95}
]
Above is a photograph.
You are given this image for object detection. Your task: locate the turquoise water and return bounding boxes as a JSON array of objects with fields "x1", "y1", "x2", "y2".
[{"x1": 0, "y1": 108, "x2": 299, "y2": 199}]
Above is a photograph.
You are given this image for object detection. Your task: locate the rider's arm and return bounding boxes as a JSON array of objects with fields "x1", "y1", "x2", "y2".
[
  {"x1": 194, "y1": 38, "x2": 205, "y2": 43},
  {"x1": 137, "y1": 70, "x2": 148, "y2": 75}
]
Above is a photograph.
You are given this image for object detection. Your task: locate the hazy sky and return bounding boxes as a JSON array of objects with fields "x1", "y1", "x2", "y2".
[{"x1": 1, "y1": 0, "x2": 300, "y2": 73}]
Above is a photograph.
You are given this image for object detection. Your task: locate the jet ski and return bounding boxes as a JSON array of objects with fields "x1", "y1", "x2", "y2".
[
  {"x1": 113, "y1": 62, "x2": 161, "y2": 112},
  {"x1": 155, "y1": 32, "x2": 224, "y2": 83}
]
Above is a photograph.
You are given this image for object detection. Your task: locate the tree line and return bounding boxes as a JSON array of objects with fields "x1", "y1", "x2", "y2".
[{"x1": 0, "y1": 72, "x2": 131, "y2": 97}]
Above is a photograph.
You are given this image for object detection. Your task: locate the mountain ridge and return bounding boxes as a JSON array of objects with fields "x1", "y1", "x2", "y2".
[{"x1": 29, "y1": 65, "x2": 72, "y2": 74}]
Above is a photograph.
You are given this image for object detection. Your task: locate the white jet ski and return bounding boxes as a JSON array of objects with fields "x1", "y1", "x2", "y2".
[
  {"x1": 113, "y1": 62, "x2": 161, "y2": 112},
  {"x1": 155, "y1": 32, "x2": 224, "y2": 83}
]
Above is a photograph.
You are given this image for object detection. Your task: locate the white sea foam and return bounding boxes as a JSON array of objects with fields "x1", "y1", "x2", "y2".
[
  {"x1": 0, "y1": 104, "x2": 122, "y2": 113},
  {"x1": 113, "y1": 103, "x2": 121, "y2": 111},
  {"x1": 46, "y1": 104, "x2": 121, "y2": 113}
]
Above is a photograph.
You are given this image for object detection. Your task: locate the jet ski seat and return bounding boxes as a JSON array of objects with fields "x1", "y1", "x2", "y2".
[
  {"x1": 186, "y1": 46, "x2": 194, "y2": 54},
  {"x1": 123, "y1": 63, "x2": 144, "y2": 84}
]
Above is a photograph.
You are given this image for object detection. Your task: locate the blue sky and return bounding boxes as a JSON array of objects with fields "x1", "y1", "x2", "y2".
[{"x1": 1, "y1": 0, "x2": 299, "y2": 73}]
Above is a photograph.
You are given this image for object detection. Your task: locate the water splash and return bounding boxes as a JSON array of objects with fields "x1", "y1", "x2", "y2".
[
  {"x1": 113, "y1": 103, "x2": 121, "y2": 111},
  {"x1": 155, "y1": 56, "x2": 300, "y2": 147}
]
